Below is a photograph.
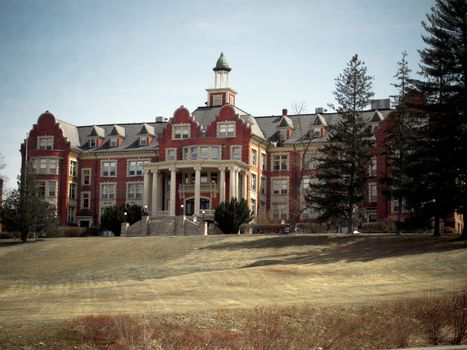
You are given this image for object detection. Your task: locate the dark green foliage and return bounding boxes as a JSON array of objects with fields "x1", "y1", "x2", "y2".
[
  {"x1": 2, "y1": 162, "x2": 58, "y2": 241},
  {"x1": 100, "y1": 203, "x2": 142, "y2": 236},
  {"x1": 411, "y1": 0, "x2": 466, "y2": 237},
  {"x1": 307, "y1": 54, "x2": 374, "y2": 230},
  {"x1": 214, "y1": 198, "x2": 253, "y2": 234}
]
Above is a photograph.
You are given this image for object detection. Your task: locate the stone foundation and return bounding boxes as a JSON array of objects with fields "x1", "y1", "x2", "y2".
[{"x1": 123, "y1": 216, "x2": 220, "y2": 236}]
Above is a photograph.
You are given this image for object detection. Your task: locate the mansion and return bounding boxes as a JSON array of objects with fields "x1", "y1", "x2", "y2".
[{"x1": 20, "y1": 53, "x2": 463, "y2": 234}]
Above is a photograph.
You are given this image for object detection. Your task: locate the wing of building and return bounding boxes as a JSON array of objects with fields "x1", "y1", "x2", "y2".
[{"x1": 20, "y1": 53, "x2": 463, "y2": 234}]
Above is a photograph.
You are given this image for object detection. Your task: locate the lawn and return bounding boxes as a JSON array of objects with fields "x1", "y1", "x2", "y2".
[{"x1": 0, "y1": 234, "x2": 466, "y2": 326}]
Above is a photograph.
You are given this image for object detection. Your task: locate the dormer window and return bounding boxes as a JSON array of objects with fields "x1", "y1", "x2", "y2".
[
  {"x1": 89, "y1": 138, "x2": 97, "y2": 148},
  {"x1": 218, "y1": 122, "x2": 235, "y2": 137},
  {"x1": 313, "y1": 128, "x2": 321, "y2": 138},
  {"x1": 109, "y1": 137, "x2": 118, "y2": 148},
  {"x1": 139, "y1": 136, "x2": 148, "y2": 146},
  {"x1": 173, "y1": 124, "x2": 190, "y2": 139},
  {"x1": 38, "y1": 136, "x2": 53, "y2": 150}
]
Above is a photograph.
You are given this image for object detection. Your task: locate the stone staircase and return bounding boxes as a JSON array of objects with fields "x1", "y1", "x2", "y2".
[{"x1": 122, "y1": 215, "x2": 219, "y2": 236}]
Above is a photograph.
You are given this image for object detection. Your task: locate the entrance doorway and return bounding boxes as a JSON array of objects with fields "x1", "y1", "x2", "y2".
[{"x1": 184, "y1": 198, "x2": 210, "y2": 216}]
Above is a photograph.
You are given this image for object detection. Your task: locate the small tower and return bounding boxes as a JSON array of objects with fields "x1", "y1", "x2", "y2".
[{"x1": 206, "y1": 53, "x2": 237, "y2": 107}]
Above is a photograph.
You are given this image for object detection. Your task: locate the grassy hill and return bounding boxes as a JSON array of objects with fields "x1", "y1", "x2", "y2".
[{"x1": 0, "y1": 234, "x2": 466, "y2": 325}]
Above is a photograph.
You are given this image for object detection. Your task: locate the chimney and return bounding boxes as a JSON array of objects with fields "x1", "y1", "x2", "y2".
[
  {"x1": 315, "y1": 107, "x2": 325, "y2": 114},
  {"x1": 282, "y1": 108, "x2": 288, "y2": 116}
]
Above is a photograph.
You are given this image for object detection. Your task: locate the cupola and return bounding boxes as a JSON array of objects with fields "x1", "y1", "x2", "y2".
[{"x1": 206, "y1": 53, "x2": 237, "y2": 107}]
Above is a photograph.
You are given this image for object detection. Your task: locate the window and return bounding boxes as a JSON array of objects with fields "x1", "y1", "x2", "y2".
[
  {"x1": 101, "y1": 184, "x2": 116, "y2": 200},
  {"x1": 369, "y1": 157, "x2": 377, "y2": 177},
  {"x1": 38, "y1": 136, "x2": 53, "y2": 150},
  {"x1": 128, "y1": 183, "x2": 143, "y2": 199},
  {"x1": 211, "y1": 147, "x2": 220, "y2": 160},
  {"x1": 183, "y1": 148, "x2": 189, "y2": 160},
  {"x1": 212, "y1": 94, "x2": 223, "y2": 106},
  {"x1": 200, "y1": 147, "x2": 209, "y2": 160},
  {"x1": 201, "y1": 172, "x2": 208, "y2": 184},
  {"x1": 109, "y1": 137, "x2": 118, "y2": 147},
  {"x1": 393, "y1": 199, "x2": 408, "y2": 213},
  {"x1": 38, "y1": 181, "x2": 56, "y2": 198},
  {"x1": 250, "y1": 173, "x2": 257, "y2": 192},
  {"x1": 260, "y1": 176, "x2": 266, "y2": 195},
  {"x1": 250, "y1": 198, "x2": 256, "y2": 216},
  {"x1": 67, "y1": 206, "x2": 76, "y2": 223},
  {"x1": 81, "y1": 192, "x2": 90, "y2": 209},
  {"x1": 139, "y1": 136, "x2": 147, "y2": 146},
  {"x1": 218, "y1": 123, "x2": 235, "y2": 137},
  {"x1": 272, "y1": 154, "x2": 288, "y2": 171},
  {"x1": 82, "y1": 169, "x2": 91, "y2": 186},
  {"x1": 313, "y1": 128, "x2": 321, "y2": 138},
  {"x1": 69, "y1": 183, "x2": 77, "y2": 199},
  {"x1": 89, "y1": 138, "x2": 97, "y2": 148},
  {"x1": 69, "y1": 160, "x2": 77, "y2": 176},
  {"x1": 33, "y1": 158, "x2": 58, "y2": 175},
  {"x1": 231, "y1": 146, "x2": 241, "y2": 161},
  {"x1": 166, "y1": 149, "x2": 176, "y2": 161},
  {"x1": 173, "y1": 124, "x2": 190, "y2": 139},
  {"x1": 272, "y1": 202, "x2": 288, "y2": 220},
  {"x1": 369, "y1": 183, "x2": 377, "y2": 203},
  {"x1": 102, "y1": 161, "x2": 117, "y2": 177},
  {"x1": 128, "y1": 160, "x2": 148, "y2": 176},
  {"x1": 260, "y1": 153, "x2": 266, "y2": 170},
  {"x1": 191, "y1": 147, "x2": 198, "y2": 160},
  {"x1": 251, "y1": 149, "x2": 257, "y2": 166},
  {"x1": 211, "y1": 173, "x2": 218, "y2": 184},
  {"x1": 272, "y1": 178, "x2": 288, "y2": 195}
]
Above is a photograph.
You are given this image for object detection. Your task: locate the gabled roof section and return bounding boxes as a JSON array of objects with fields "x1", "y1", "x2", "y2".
[
  {"x1": 138, "y1": 123, "x2": 155, "y2": 136},
  {"x1": 277, "y1": 115, "x2": 294, "y2": 129},
  {"x1": 109, "y1": 124, "x2": 126, "y2": 138},
  {"x1": 56, "y1": 119, "x2": 81, "y2": 150},
  {"x1": 371, "y1": 110, "x2": 384, "y2": 122},
  {"x1": 313, "y1": 114, "x2": 327, "y2": 126},
  {"x1": 88, "y1": 125, "x2": 105, "y2": 138}
]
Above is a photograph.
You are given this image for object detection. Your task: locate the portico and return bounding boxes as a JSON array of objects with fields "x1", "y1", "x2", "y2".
[{"x1": 143, "y1": 160, "x2": 249, "y2": 217}]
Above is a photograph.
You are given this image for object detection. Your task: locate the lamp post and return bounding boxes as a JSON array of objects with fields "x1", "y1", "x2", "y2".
[
  {"x1": 123, "y1": 211, "x2": 127, "y2": 223},
  {"x1": 202, "y1": 210, "x2": 205, "y2": 222},
  {"x1": 143, "y1": 205, "x2": 148, "y2": 216}
]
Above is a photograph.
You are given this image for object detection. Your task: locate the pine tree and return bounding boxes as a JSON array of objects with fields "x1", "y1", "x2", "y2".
[
  {"x1": 214, "y1": 198, "x2": 253, "y2": 234},
  {"x1": 3, "y1": 162, "x2": 58, "y2": 241},
  {"x1": 307, "y1": 55, "x2": 374, "y2": 231},
  {"x1": 381, "y1": 52, "x2": 420, "y2": 235},
  {"x1": 412, "y1": 0, "x2": 466, "y2": 237}
]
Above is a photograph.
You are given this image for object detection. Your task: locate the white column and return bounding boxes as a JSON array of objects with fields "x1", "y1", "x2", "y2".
[
  {"x1": 194, "y1": 166, "x2": 201, "y2": 216},
  {"x1": 234, "y1": 169, "x2": 240, "y2": 198},
  {"x1": 219, "y1": 167, "x2": 226, "y2": 203},
  {"x1": 143, "y1": 170, "x2": 151, "y2": 210},
  {"x1": 169, "y1": 168, "x2": 176, "y2": 216},
  {"x1": 151, "y1": 170, "x2": 159, "y2": 216},
  {"x1": 229, "y1": 166, "x2": 236, "y2": 199},
  {"x1": 243, "y1": 171, "x2": 248, "y2": 200},
  {"x1": 157, "y1": 172, "x2": 163, "y2": 212}
]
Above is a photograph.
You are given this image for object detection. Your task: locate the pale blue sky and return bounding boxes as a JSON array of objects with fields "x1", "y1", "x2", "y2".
[{"x1": 0, "y1": 0, "x2": 435, "y2": 189}]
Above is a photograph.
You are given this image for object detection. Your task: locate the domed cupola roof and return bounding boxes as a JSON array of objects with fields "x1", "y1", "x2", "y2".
[{"x1": 213, "y1": 52, "x2": 232, "y2": 72}]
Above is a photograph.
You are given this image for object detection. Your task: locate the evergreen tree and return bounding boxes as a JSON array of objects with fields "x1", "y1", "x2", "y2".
[
  {"x1": 214, "y1": 198, "x2": 253, "y2": 234},
  {"x1": 381, "y1": 52, "x2": 420, "y2": 235},
  {"x1": 100, "y1": 203, "x2": 143, "y2": 235},
  {"x1": 3, "y1": 162, "x2": 58, "y2": 241},
  {"x1": 307, "y1": 54, "x2": 374, "y2": 231},
  {"x1": 412, "y1": 0, "x2": 466, "y2": 237}
]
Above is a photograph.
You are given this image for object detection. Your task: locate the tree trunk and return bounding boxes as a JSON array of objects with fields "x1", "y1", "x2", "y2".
[
  {"x1": 433, "y1": 215, "x2": 440, "y2": 237},
  {"x1": 396, "y1": 197, "x2": 402, "y2": 236},
  {"x1": 459, "y1": 195, "x2": 467, "y2": 240}
]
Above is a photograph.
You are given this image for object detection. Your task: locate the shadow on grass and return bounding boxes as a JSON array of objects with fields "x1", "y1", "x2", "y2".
[
  {"x1": 203, "y1": 235, "x2": 467, "y2": 267},
  {"x1": 0, "y1": 239, "x2": 45, "y2": 247}
]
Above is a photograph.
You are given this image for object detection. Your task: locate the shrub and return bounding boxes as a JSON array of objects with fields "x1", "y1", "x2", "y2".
[
  {"x1": 448, "y1": 287, "x2": 467, "y2": 344},
  {"x1": 214, "y1": 198, "x2": 253, "y2": 234},
  {"x1": 413, "y1": 294, "x2": 449, "y2": 345},
  {"x1": 359, "y1": 221, "x2": 387, "y2": 233}
]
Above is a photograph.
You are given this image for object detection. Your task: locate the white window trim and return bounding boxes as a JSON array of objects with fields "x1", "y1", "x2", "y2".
[
  {"x1": 81, "y1": 168, "x2": 92, "y2": 186},
  {"x1": 251, "y1": 148, "x2": 258, "y2": 166},
  {"x1": 172, "y1": 123, "x2": 190, "y2": 140},
  {"x1": 69, "y1": 160, "x2": 78, "y2": 177},
  {"x1": 68, "y1": 182, "x2": 77, "y2": 200},
  {"x1": 166, "y1": 148, "x2": 177, "y2": 161},
  {"x1": 272, "y1": 153, "x2": 289, "y2": 172},
  {"x1": 217, "y1": 121, "x2": 236, "y2": 138},
  {"x1": 100, "y1": 182, "x2": 117, "y2": 200},
  {"x1": 32, "y1": 157, "x2": 59, "y2": 175},
  {"x1": 230, "y1": 145, "x2": 242, "y2": 161},
  {"x1": 101, "y1": 160, "x2": 117, "y2": 177},
  {"x1": 88, "y1": 137, "x2": 97, "y2": 148},
  {"x1": 250, "y1": 172, "x2": 257, "y2": 193},
  {"x1": 139, "y1": 136, "x2": 148, "y2": 146},
  {"x1": 127, "y1": 159, "x2": 149, "y2": 177},
  {"x1": 81, "y1": 191, "x2": 91, "y2": 209},
  {"x1": 271, "y1": 176, "x2": 289, "y2": 196},
  {"x1": 126, "y1": 182, "x2": 144, "y2": 200},
  {"x1": 37, "y1": 135, "x2": 54, "y2": 150}
]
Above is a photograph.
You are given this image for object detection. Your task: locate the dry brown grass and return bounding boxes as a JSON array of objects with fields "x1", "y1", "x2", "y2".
[{"x1": 0, "y1": 234, "x2": 466, "y2": 348}]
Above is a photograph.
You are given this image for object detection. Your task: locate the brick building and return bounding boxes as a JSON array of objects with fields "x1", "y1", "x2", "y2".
[{"x1": 19, "y1": 53, "x2": 463, "y2": 234}]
